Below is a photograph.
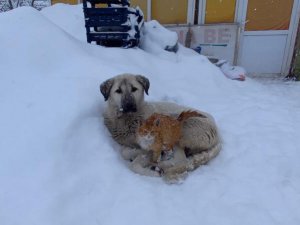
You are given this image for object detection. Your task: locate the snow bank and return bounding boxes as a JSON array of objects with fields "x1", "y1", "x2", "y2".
[
  {"x1": 41, "y1": 3, "x2": 86, "y2": 42},
  {"x1": 0, "y1": 4, "x2": 300, "y2": 225}
]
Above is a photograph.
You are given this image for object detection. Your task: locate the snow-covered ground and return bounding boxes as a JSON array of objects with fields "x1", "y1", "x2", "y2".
[{"x1": 1, "y1": 4, "x2": 300, "y2": 225}]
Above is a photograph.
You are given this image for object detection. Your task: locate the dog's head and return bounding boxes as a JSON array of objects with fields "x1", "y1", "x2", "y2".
[{"x1": 100, "y1": 74, "x2": 150, "y2": 114}]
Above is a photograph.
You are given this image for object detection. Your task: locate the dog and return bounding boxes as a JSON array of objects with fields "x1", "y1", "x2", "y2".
[{"x1": 100, "y1": 73, "x2": 221, "y2": 182}]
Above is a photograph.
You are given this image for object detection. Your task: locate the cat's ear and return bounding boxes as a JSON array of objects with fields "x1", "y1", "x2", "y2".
[{"x1": 154, "y1": 118, "x2": 160, "y2": 126}]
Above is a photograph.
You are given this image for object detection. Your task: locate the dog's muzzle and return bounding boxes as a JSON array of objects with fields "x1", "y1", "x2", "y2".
[{"x1": 121, "y1": 94, "x2": 137, "y2": 113}]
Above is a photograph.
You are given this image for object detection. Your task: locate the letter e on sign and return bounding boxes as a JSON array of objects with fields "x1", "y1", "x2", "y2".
[{"x1": 218, "y1": 28, "x2": 231, "y2": 43}]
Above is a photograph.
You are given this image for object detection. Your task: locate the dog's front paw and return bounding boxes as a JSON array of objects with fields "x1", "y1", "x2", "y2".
[{"x1": 120, "y1": 147, "x2": 140, "y2": 161}]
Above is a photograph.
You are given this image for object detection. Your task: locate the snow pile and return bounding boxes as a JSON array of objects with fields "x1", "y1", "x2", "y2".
[
  {"x1": 140, "y1": 20, "x2": 179, "y2": 58},
  {"x1": 41, "y1": 3, "x2": 86, "y2": 42},
  {"x1": 1, "y1": 4, "x2": 300, "y2": 225}
]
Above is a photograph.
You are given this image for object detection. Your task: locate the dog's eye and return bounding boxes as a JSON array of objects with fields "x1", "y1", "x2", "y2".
[
  {"x1": 131, "y1": 87, "x2": 138, "y2": 92},
  {"x1": 115, "y1": 88, "x2": 122, "y2": 94}
]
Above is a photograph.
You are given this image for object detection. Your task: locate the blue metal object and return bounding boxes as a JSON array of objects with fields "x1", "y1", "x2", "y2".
[
  {"x1": 193, "y1": 46, "x2": 202, "y2": 54},
  {"x1": 83, "y1": 0, "x2": 144, "y2": 48}
]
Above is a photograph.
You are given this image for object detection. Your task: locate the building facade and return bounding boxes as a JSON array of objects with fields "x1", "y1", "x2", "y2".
[{"x1": 50, "y1": 0, "x2": 300, "y2": 77}]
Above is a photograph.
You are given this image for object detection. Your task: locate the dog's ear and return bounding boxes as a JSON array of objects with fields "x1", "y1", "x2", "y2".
[
  {"x1": 100, "y1": 78, "x2": 114, "y2": 101},
  {"x1": 136, "y1": 75, "x2": 150, "y2": 95}
]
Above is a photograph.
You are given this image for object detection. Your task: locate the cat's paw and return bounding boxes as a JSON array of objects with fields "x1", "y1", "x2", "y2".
[{"x1": 161, "y1": 149, "x2": 174, "y2": 161}]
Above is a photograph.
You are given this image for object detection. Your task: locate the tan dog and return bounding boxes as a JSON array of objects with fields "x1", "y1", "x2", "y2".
[{"x1": 100, "y1": 73, "x2": 221, "y2": 182}]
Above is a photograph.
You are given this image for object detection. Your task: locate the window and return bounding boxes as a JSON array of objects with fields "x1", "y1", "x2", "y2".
[
  {"x1": 151, "y1": 0, "x2": 188, "y2": 24},
  {"x1": 245, "y1": 0, "x2": 294, "y2": 31},
  {"x1": 205, "y1": 0, "x2": 236, "y2": 24}
]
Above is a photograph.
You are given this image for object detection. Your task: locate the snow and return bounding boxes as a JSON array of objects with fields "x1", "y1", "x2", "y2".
[
  {"x1": 140, "y1": 20, "x2": 179, "y2": 58},
  {"x1": 1, "y1": 4, "x2": 300, "y2": 225}
]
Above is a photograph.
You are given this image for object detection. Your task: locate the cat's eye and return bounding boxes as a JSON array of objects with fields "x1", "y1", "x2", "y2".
[
  {"x1": 131, "y1": 87, "x2": 138, "y2": 92},
  {"x1": 115, "y1": 88, "x2": 122, "y2": 94}
]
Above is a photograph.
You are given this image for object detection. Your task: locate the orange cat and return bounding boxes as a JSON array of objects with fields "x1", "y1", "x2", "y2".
[{"x1": 137, "y1": 110, "x2": 205, "y2": 163}]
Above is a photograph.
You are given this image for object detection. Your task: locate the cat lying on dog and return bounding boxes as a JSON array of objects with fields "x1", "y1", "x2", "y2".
[{"x1": 137, "y1": 111, "x2": 205, "y2": 163}]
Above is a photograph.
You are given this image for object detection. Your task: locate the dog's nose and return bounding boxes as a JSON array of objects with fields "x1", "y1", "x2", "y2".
[{"x1": 122, "y1": 102, "x2": 137, "y2": 113}]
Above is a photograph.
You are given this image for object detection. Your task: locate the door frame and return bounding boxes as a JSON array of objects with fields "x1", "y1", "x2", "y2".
[{"x1": 283, "y1": 0, "x2": 300, "y2": 75}]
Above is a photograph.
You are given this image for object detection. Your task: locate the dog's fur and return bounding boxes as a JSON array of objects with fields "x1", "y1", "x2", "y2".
[{"x1": 100, "y1": 74, "x2": 221, "y2": 182}]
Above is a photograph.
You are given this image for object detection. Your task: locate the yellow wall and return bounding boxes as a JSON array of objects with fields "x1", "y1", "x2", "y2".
[
  {"x1": 205, "y1": 0, "x2": 236, "y2": 24},
  {"x1": 51, "y1": 0, "x2": 77, "y2": 5},
  {"x1": 245, "y1": 0, "x2": 294, "y2": 31},
  {"x1": 151, "y1": 0, "x2": 188, "y2": 24}
]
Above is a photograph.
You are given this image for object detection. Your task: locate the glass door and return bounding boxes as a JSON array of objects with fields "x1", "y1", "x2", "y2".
[{"x1": 238, "y1": 0, "x2": 298, "y2": 75}]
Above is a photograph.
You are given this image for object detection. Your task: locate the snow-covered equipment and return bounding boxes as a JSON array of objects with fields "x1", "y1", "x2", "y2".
[{"x1": 82, "y1": 0, "x2": 144, "y2": 47}]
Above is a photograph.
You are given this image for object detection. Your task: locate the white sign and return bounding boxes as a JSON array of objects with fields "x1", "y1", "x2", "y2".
[{"x1": 167, "y1": 24, "x2": 239, "y2": 64}]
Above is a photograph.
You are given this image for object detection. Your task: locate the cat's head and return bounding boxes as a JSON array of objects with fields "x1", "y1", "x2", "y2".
[
  {"x1": 137, "y1": 116, "x2": 161, "y2": 136},
  {"x1": 137, "y1": 121, "x2": 155, "y2": 136}
]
